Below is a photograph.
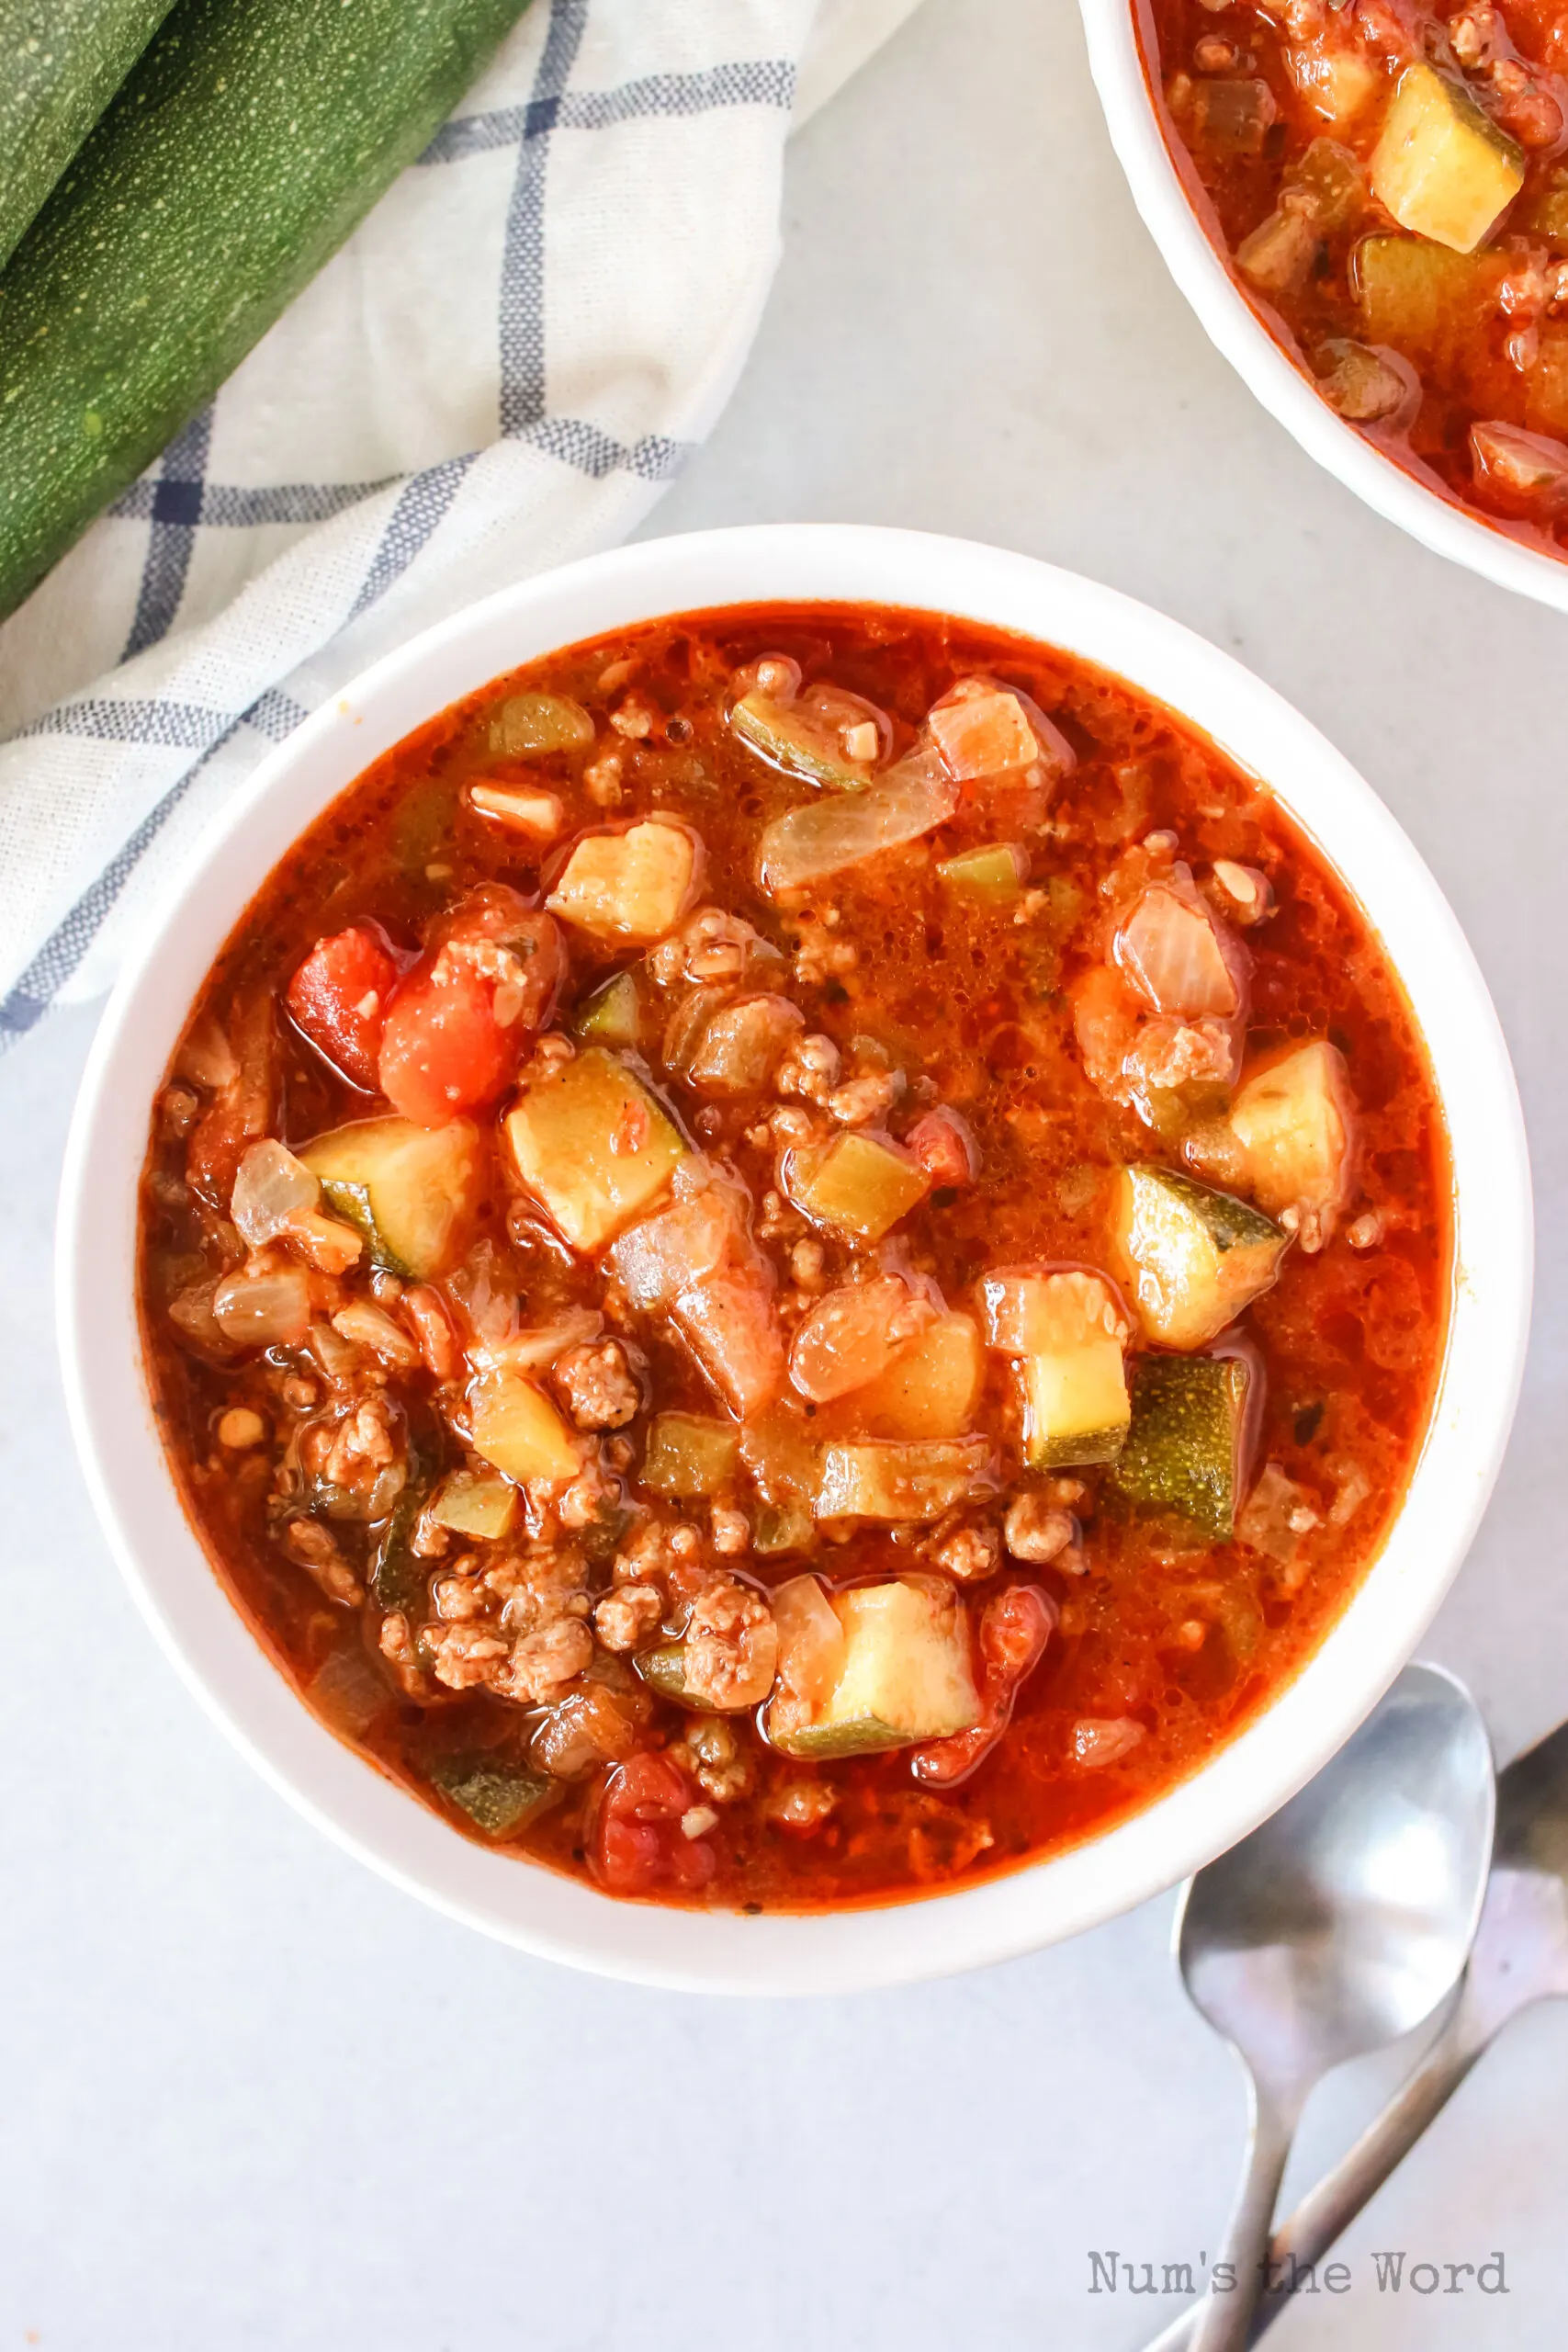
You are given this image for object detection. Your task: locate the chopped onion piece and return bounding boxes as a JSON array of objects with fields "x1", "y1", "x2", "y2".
[
  {"x1": 731, "y1": 652, "x2": 802, "y2": 703},
  {"x1": 231, "y1": 1139, "x2": 320, "y2": 1247},
  {"x1": 168, "y1": 1279, "x2": 228, "y2": 1352},
  {"x1": 798, "y1": 683, "x2": 892, "y2": 763},
  {"x1": 612, "y1": 1176, "x2": 784, "y2": 1418},
  {"x1": 280, "y1": 1210, "x2": 362, "y2": 1275},
  {"x1": 788, "y1": 1273, "x2": 936, "y2": 1404},
  {"x1": 175, "y1": 1012, "x2": 238, "y2": 1091},
  {"x1": 1236, "y1": 1461, "x2": 1320, "y2": 1564},
  {"x1": 1071, "y1": 1716, "x2": 1146, "y2": 1770},
  {"x1": 756, "y1": 752, "x2": 960, "y2": 893},
  {"x1": 212, "y1": 1268, "x2": 311, "y2": 1348},
  {"x1": 468, "y1": 782, "x2": 564, "y2": 838},
  {"x1": 1471, "y1": 420, "x2": 1568, "y2": 516},
  {"x1": 1115, "y1": 884, "x2": 1240, "y2": 1018},
  {"x1": 612, "y1": 1189, "x2": 732, "y2": 1310},
  {"x1": 308, "y1": 1319, "x2": 362, "y2": 1379},
  {"x1": 446, "y1": 1241, "x2": 520, "y2": 1349},
  {"x1": 479, "y1": 1307, "x2": 604, "y2": 1374},
  {"x1": 928, "y1": 676, "x2": 1072, "y2": 782},
  {"x1": 687, "y1": 994, "x2": 805, "y2": 1096},
  {"x1": 332, "y1": 1301, "x2": 420, "y2": 1368},
  {"x1": 769, "y1": 1575, "x2": 846, "y2": 1720}
]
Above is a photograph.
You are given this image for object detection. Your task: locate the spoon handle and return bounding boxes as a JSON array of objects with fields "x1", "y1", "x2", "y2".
[
  {"x1": 1188, "y1": 2073, "x2": 1298, "y2": 2352},
  {"x1": 1257, "y1": 1988, "x2": 1488, "y2": 2323},
  {"x1": 1142, "y1": 1984, "x2": 1492, "y2": 2352}
]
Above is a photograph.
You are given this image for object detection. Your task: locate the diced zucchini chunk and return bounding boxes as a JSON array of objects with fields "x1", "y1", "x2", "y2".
[
  {"x1": 635, "y1": 1642, "x2": 704, "y2": 1708},
  {"x1": 641, "y1": 1411, "x2": 741, "y2": 1498},
  {"x1": 980, "y1": 1268, "x2": 1132, "y2": 1468},
  {"x1": 300, "y1": 1115, "x2": 482, "y2": 1280},
  {"x1": 740, "y1": 1406, "x2": 821, "y2": 1502},
  {"x1": 752, "y1": 1498, "x2": 816, "y2": 1556},
  {"x1": 504, "y1": 1047, "x2": 686, "y2": 1252},
  {"x1": 573, "y1": 970, "x2": 643, "y2": 1048},
  {"x1": 816, "y1": 1437, "x2": 992, "y2": 1521},
  {"x1": 1226, "y1": 1042, "x2": 1355, "y2": 1245},
  {"x1": 1288, "y1": 136, "x2": 1370, "y2": 232},
  {"x1": 766, "y1": 1577, "x2": 980, "y2": 1758},
  {"x1": 1521, "y1": 167, "x2": 1568, "y2": 249},
  {"x1": 547, "y1": 823, "x2": 697, "y2": 943},
  {"x1": 309, "y1": 1643, "x2": 394, "y2": 1736},
  {"x1": 1236, "y1": 205, "x2": 1321, "y2": 298},
  {"x1": 830, "y1": 1311, "x2": 985, "y2": 1442},
  {"x1": 427, "y1": 1752, "x2": 560, "y2": 1837},
  {"x1": 787, "y1": 1131, "x2": 930, "y2": 1242},
  {"x1": 1111, "y1": 1165, "x2": 1287, "y2": 1350},
  {"x1": 1370, "y1": 62, "x2": 1524, "y2": 254},
  {"x1": 1107, "y1": 1352, "x2": 1253, "y2": 1540},
  {"x1": 371, "y1": 1490, "x2": 429, "y2": 1613},
  {"x1": 429, "y1": 1468, "x2": 520, "y2": 1541},
  {"x1": 937, "y1": 842, "x2": 1028, "y2": 904},
  {"x1": 1021, "y1": 1347, "x2": 1129, "y2": 1470},
  {"x1": 1353, "y1": 233, "x2": 1497, "y2": 362},
  {"x1": 729, "y1": 691, "x2": 874, "y2": 791},
  {"x1": 469, "y1": 1371, "x2": 583, "y2": 1485},
  {"x1": 489, "y1": 692, "x2": 595, "y2": 758}
]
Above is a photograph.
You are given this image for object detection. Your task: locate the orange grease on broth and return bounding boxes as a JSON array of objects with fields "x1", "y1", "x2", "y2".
[{"x1": 136, "y1": 603, "x2": 1451, "y2": 1911}]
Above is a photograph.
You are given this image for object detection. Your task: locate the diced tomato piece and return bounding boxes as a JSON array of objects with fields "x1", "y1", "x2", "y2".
[
  {"x1": 592, "y1": 1752, "x2": 716, "y2": 1897},
  {"x1": 378, "y1": 962, "x2": 519, "y2": 1125},
  {"x1": 908, "y1": 1106, "x2": 979, "y2": 1191},
  {"x1": 286, "y1": 924, "x2": 399, "y2": 1091},
  {"x1": 434, "y1": 887, "x2": 565, "y2": 1034},
  {"x1": 377, "y1": 888, "x2": 566, "y2": 1125}
]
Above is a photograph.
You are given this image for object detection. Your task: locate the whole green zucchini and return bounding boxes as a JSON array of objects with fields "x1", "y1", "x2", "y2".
[
  {"x1": 0, "y1": 0, "x2": 535, "y2": 619},
  {"x1": 0, "y1": 1, "x2": 178, "y2": 270}
]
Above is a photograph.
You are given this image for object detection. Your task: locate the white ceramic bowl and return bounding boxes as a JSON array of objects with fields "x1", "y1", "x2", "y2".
[
  {"x1": 57, "y1": 524, "x2": 1531, "y2": 1995},
  {"x1": 1079, "y1": 0, "x2": 1568, "y2": 616}
]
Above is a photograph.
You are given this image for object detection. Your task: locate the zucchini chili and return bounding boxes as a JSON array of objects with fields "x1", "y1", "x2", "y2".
[
  {"x1": 1148, "y1": 0, "x2": 1568, "y2": 547},
  {"x1": 137, "y1": 605, "x2": 1450, "y2": 1910}
]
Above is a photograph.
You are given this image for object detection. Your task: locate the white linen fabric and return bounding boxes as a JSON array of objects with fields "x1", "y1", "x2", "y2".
[{"x1": 0, "y1": 0, "x2": 921, "y2": 1045}]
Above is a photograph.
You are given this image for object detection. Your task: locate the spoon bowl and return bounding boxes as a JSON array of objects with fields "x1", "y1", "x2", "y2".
[
  {"x1": 1179, "y1": 1662, "x2": 1496, "y2": 2085},
  {"x1": 1175, "y1": 1661, "x2": 1495, "y2": 2351},
  {"x1": 1151, "y1": 1705, "x2": 1567, "y2": 2352}
]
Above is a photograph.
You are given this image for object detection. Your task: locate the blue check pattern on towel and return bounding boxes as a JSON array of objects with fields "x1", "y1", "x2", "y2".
[{"x1": 0, "y1": 0, "x2": 895, "y2": 1042}]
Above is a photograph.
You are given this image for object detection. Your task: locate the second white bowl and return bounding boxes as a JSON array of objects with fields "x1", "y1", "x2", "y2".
[{"x1": 1078, "y1": 0, "x2": 1568, "y2": 616}]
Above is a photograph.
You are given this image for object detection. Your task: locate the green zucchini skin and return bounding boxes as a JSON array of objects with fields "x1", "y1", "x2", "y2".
[
  {"x1": 0, "y1": 1, "x2": 176, "y2": 271},
  {"x1": 1108, "y1": 1351, "x2": 1252, "y2": 1541},
  {"x1": 0, "y1": 0, "x2": 534, "y2": 618}
]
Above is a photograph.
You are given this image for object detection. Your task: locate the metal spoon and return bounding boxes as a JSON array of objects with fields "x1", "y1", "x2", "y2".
[
  {"x1": 1176, "y1": 1662, "x2": 1495, "y2": 2352},
  {"x1": 1150, "y1": 1709, "x2": 1568, "y2": 2351}
]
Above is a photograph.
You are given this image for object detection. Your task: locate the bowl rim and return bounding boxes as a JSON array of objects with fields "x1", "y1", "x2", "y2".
[
  {"x1": 1077, "y1": 0, "x2": 1568, "y2": 617},
  {"x1": 55, "y1": 521, "x2": 1533, "y2": 1996}
]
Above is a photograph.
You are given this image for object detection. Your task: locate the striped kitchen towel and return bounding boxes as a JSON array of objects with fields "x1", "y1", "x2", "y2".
[{"x1": 0, "y1": 0, "x2": 922, "y2": 1045}]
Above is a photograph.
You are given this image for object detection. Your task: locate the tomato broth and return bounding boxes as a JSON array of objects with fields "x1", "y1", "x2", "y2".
[{"x1": 136, "y1": 604, "x2": 1450, "y2": 1910}]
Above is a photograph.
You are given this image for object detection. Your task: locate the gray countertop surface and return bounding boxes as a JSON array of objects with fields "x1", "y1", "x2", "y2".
[{"x1": 5, "y1": 2, "x2": 1566, "y2": 2344}]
